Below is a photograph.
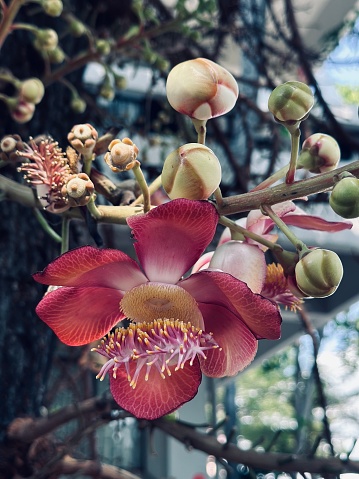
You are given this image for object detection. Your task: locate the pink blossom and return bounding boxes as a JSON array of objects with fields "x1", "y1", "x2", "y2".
[{"x1": 34, "y1": 199, "x2": 281, "y2": 419}]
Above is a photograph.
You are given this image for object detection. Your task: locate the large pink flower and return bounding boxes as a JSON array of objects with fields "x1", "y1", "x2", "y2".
[{"x1": 34, "y1": 199, "x2": 281, "y2": 419}]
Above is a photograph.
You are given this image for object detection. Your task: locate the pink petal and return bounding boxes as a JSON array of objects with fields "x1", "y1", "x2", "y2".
[
  {"x1": 191, "y1": 251, "x2": 214, "y2": 273},
  {"x1": 198, "y1": 303, "x2": 257, "y2": 377},
  {"x1": 209, "y1": 242, "x2": 266, "y2": 293},
  {"x1": 33, "y1": 246, "x2": 147, "y2": 290},
  {"x1": 180, "y1": 270, "x2": 282, "y2": 340},
  {"x1": 282, "y1": 213, "x2": 352, "y2": 232},
  {"x1": 247, "y1": 201, "x2": 296, "y2": 235},
  {"x1": 36, "y1": 286, "x2": 125, "y2": 345},
  {"x1": 127, "y1": 199, "x2": 218, "y2": 283},
  {"x1": 109, "y1": 358, "x2": 202, "y2": 419}
]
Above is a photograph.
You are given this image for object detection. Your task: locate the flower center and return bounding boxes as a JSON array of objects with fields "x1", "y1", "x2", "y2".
[
  {"x1": 93, "y1": 319, "x2": 220, "y2": 389},
  {"x1": 262, "y1": 263, "x2": 303, "y2": 311},
  {"x1": 120, "y1": 282, "x2": 203, "y2": 327}
]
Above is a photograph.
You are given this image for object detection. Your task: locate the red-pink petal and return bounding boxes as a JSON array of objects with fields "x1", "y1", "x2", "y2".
[
  {"x1": 36, "y1": 286, "x2": 125, "y2": 345},
  {"x1": 127, "y1": 199, "x2": 218, "y2": 283},
  {"x1": 282, "y1": 214, "x2": 352, "y2": 232},
  {"x1": 198, "y1": 303, "x2": 257, "y2": 377},
  {"x1": 33, "y1": 246, "x2": 147, "y2": 290},
  {"x1": 109, "y1": 358, "x2": 202, "y2": 419},
  {"x1": 180, "y1": 270, "x2": 282, "y2": 340}
]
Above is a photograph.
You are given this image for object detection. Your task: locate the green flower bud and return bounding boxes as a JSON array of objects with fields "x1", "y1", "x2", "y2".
[
  {"x1": 161, "y1": 143, "x2": 222, "y2": 200},
  {"x1": 297, "y1": 133, "x2": 340, "y2": 173},
  {"x1": 268, "y1": 81, "x2": 314, "y2": 123},
  {"x1": 68, "y1": 18, "x2": 87, "y2": 37},
  {"x1": 70, "y1": 96, "x2": 86, "y2": 114},
  {"x1": 96, "y1": 39, "x2": 111, "y2": 56},
  {"x1": 295, "y1": 249, "x2": 343, "y2": 298},
  {"x1": 329, "y1": 176, "x2": 359, "y2": 219},
  {"x1": 42, "y1": 0, "x2": 63, "y2": 17},
  {"x1": 19, "y1": 78, "x2": 45, "y2": 104},
  {"x1": 47, "y1": 46, "x2": 65, "y2": 64}
]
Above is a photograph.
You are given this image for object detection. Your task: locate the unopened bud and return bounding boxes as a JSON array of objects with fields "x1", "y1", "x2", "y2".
[
  {"x1": 104, "y1": 138, "x2": 139, "y2": 172},
  {"x1": 70, "y1": 96, "x2": 86, "y2": 113},
  {"x1": 166, "y1": 58, "x2": 239, "y2": 121},
  {"x1": 295, "y1": 249, "x2": 343, "y2": 298},
  {"x1": 297, "y1": 133, "x2": 340, "y2": 173},
  {"x1": 19, "y1": 78, "x2": 45, "y2": 104},
  {"x1": 100, "y1": 83, "x2": 115, "y2": 101},
  {"x1": 68, "y1": 124, "x2": 98, "y2": 156},
  {"x1": 161, "y1": 143, "x2": 221, "y2": 200},
  {"x1": 268, "y1": 81, "x2": 314, "y2": 123},
  {"x1": 0, "y1": 134, "x2": 24, "y2": 162},
  {"x1": 68, "y1": 17, "x2": 87, "y2": 37},
  {"x1": 47, "y1": 46, "x2": 65, "y2": 64},
  {"x1": 42, "y1": 0, "x2": 63, "y2": 16},
  {"x1": 10, "y1": 100, "x2": 35, "y2": 123},
  {"x1": 62, "y1": 173, "x2": 94, "y2": 206},
  {"x1": 33, "y1": 28, "x2": 58, "y2": 52},
  {"x1": 329, "y1": 176, "x2": 359, "y2": 219},
  {"x1": 96, "y1": 39, "x2": 111, "y2": 56}
]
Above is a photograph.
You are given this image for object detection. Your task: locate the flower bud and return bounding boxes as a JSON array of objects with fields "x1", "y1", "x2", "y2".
[
  {"x1": 329, "y1": 176, "x2": 359, "y2": 219},
  {"x1": 99, "y1": 82, "x2": 115, "y2": 101},
  {"x1": 166, "y1": 58, "x2": 239, "y2": 121},
  {"x1": 0, "y1": 134, "x2": 24, "y2": 162},
  {"x1": 161, "y1": 143, "x2": 221, "y2": 200},
  {"x1": 70, "y1": 96, "x2": 86, "y2": 113},
  {"x1": 297, "y1": 133, "x2": 340, "y2": 173},
  {"x1": 104, "y1": 138, "x2": 139, "y2": 172},
  {"x1": 96, "y1": 39, "x2": 111, "y2": 56},
  {"x1": 69, "y1": 19, "x2": 87, "y2": 37},
  {"x1": 47, "y1": 46, "x2": 65, "y2": 64},
  {"x1": 61, "y1": 173, "x2": 94, "y2": 206},
  {"x1": 295, "y1": 249, "x2": 343, "y2": 298},
  {"x1": 68, "y1": 123, "x2": 98, "y2": 156},
  {"x1": 42, "y1": 0, "x2": 63, "y2": 16},
  {"x1": 19, "y1": 78, "x2": 45, "y2": 104},
  {"x1": 268, "y1": 81, "x2": 314, "y2": 123},
  {"x1": 33, "y1": 28, "x2": 58, "y2": 52},
  {"x1": 10, "y1": 100, "x2": 35, "y2": 123}
]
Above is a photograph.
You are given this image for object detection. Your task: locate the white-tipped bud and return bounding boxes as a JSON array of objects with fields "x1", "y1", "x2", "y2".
[
  {"x1": 161, "y1": 143, "x2": 221, "y2": 200},
  {"x1": 297, "y1": 133, "x2": 340, "y2": 173},
  {"x1": 166, "y1": 58, "x2": 239, "y2": 121}
]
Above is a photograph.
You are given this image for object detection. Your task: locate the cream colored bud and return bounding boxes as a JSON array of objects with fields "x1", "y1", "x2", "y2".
[
  {"x1": 42, "y1": 0, "x2": 63, "y2": 16},
  {"x1": 297, "y1": 133, "x2": 340, "y2": 173},
  {"x1": 329, "y1": 176, "x2": 359, "y2": 219},
  {"x1": 161, "y1": 143, "x2": 221, "y2": 200},
  {"x1": 70, "y1": 97, "x2": 86, "y2": 113},
  {"x1": 68, "y1": 123, "x2": 98, "y2": 155},
  {"x1": 1, "y1": 136, "x2": 17, "y2": 152},
  {"x1": 295, "y1": 249, "x2": 343, "y2": 298},
  {"x1": 166, "y1": 58, "x2": 239, "y2": 121},
  {"x1": 104, "y1": 138, "x2": 139, "y2": 172},
  {"x1": 47, "y1": 46, "x2": 65, "y2": 64},
  {"x1": 96, "y1": 39, "x2": 111, "y2": 56},
  {"x1": 268, "y1": 81, "x2": 314, "y2": 122},
  {"x1": 33, "y1": 28, "x2": 58, "y2": 52},
  {"x1": 62, "y1": 173, "x2": 94, "y2": 206},
  {"x1": 19, "y1": 78, "x2": 45, "y2": 104}
]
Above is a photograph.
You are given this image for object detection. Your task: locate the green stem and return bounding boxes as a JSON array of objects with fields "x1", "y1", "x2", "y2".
[
  {"x1": 213, "y1": 187, "x2": 224, "y2": 207},
  {"x1": 260, "y1": 204, "x2": 309, "y2": 255},
  {"x1": 0, "y1": 0, "x2": 26, "y2": 49},
  {"x1": 285, "y1": 127, "x2": 301, "y2": 184},
  {"x1": 33, "y1": 208, "x2": 62, "y2": 243},
  {"x1": 219, "y1": 215, "x2": 282, "y2": 252},
  {"x1": 251, "y1": 164, "x2": 289, "y2": 191},
  {"x1": 61, "y1": 216, "x2": 70, "y2": 253},
  {"x1": 86, "y1": 196, "x2": 102, "y2": 220},
  {"x1": 132, "y1": 162, "x2": 150, "y2": 213},
  {"x1": 132, "y1": 173, "x2": 162, "y2": 206},
  {"x1": 192, "y1": 119, "x2": 207, "y2": 144}
]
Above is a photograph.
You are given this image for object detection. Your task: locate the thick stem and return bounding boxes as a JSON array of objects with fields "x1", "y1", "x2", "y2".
[
  {"x1": 0, "y1": 0, "x2": 25, "y2": 49},
  {"x1": 192, "y1": 118, "x2": 207, "y2": 144},
  {"x1": 132, "y1": 173, "x2": 162, "y2": 205},
  {"x1": 132, "y1": 162, "x2": 150, "y2": 213},
  {"x1": 285, "y1": 127, "x2": 301, "y2": 184}
]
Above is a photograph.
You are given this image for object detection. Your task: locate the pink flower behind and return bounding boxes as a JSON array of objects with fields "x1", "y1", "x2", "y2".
[{"x1": 34, "y1": 199, "x2": 281, "y2": 419}]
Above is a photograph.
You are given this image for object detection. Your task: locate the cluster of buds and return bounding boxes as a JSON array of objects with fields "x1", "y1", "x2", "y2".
[{"x1": 104, "y1": 138, "x2": 139, "y2": 172}]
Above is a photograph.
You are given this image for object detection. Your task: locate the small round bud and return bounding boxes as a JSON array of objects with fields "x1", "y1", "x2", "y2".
[
  {"x1": 104, "y1": 138, "x2": 139, "y2": 172},
  {"x1": 19, "y1": 78, "x2": 45, "y2": 104},
  {"x1": 166, "y1": 58, "x2": 239, "y2": 121},
  {"x1": 297, "y1": 133, "x2": 340, "y2": 174},
  {"x1": 42, "y1": 0, "x2": 63, "y2": 17},
  {"x1": 62, "y1": 173, "x2": 94, "y2": 206},
  {"x1": 68, "y1": 123, "x2": 98, "y2": 156},
  {"x1": 1, "y1": 136, "x2": 17, "y2": 153},
  {"x1": 96, "y1": 39, "x2": 111, "y2": 56},
  {"x1": 70, "y1": 96, "x2": 86, "y2": 114},
  {"x1": 10, "y1": 100, "x2": 35, "y2": 123},
  {"x1": 268, "y1": 81, "x2": 314, "y2": 123},
  {"x1": 114, "y1": 74, "x2": 127, "y2": 90},
  {"x1": 47, "y1": 46, "x2": 65, "y2": 64},
  {"x1": 161, "y1": 143, "x2": 222, "y2": 200},
  {"x1": 99, "y1": 83, "x2": 115, "y2": 101},
  {"x1": 329, "y1": 176, "x2": 359, "y2": 219},
  {"x1": 33, "y1": 28, "x2": 59, "y2": 52},
  {"x1": 69, "y1": 19, "x2": 87, "y2": 37},
  {"x1": 0, "y1": 134, "x2": 24, "y2": 162},
  {"x1": 295, "y1": 249, "x2": 343, "y2": 298}
]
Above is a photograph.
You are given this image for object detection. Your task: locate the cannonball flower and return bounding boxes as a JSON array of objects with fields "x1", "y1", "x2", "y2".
[
  {"x1": 166, "y1": 58, "x2": 239, "y2": 121},
  {"x1": 297, "y1": 133, "x2": 341, "y2": 174},
  {"x1": 33, "y1": 199, "x2": 281, "y2": 419}
]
